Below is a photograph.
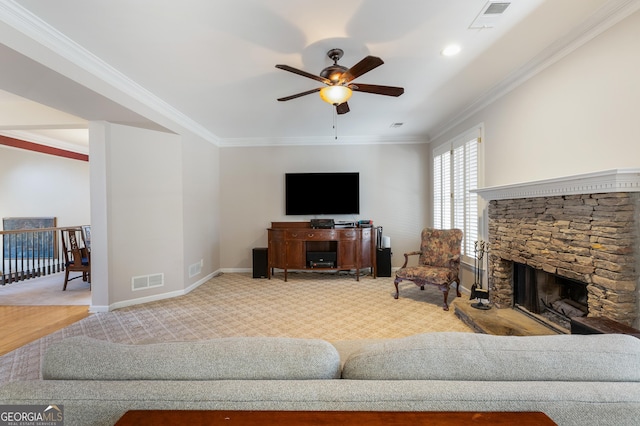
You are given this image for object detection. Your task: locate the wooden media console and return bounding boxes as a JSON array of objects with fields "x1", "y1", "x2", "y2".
[{"x1": 267, "y1": 222, "x2": 376, "y2": 281}]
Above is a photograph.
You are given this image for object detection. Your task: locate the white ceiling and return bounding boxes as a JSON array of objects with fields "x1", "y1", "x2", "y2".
[{"x1": 0, "y1": 0, "x2": 638, "y2": 151}]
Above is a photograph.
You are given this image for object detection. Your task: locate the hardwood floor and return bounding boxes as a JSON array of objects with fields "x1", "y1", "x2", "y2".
[{"x1": 0, "y1": 305, "x2": 90, "y2": 356}]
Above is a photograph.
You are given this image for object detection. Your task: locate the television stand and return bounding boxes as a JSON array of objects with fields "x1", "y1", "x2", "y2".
[{"x1": 267, "y1": 222, "x2": 376, "y2": 281}]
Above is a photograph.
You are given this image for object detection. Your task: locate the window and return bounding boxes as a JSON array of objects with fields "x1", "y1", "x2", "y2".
[{"x1": 433, "y1": 126, "x2": 481, "y2": 263}]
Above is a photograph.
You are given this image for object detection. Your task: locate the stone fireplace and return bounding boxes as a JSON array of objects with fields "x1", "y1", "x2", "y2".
[{"x1": 475, "y1": 169, "x2": 640, "y2": 329}]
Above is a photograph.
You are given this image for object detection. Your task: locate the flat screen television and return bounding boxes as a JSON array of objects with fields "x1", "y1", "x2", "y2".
[{"x1": 285, "y1": 172, "x2": 359, "y2": 215}]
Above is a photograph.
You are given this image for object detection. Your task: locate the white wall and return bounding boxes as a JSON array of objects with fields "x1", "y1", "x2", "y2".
[
  {"x1": 219, "y1": 142, "x2": 430, "y2": 269},
  {"x1": 88, "y1": 122, "x2": 222, "y2": 310},
  {"x1": 181, "y1": 133, "x2": 221, "y2": 282},
  {"x1": 89, "y1": 122, "x2": 184, "y2": 308},
  {"x1": 431, "y1": 9, "x2": 640, "y2": 187},
  {"x1": 110, "y1": 123, "x2": 183, "y2": 304},
  {"x1": 0, "y1": 145, "x2": 89, "y2": 226}
]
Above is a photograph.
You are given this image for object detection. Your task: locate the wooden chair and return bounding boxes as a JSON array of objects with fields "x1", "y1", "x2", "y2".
[
  {"x1": 394, "y1": 228, "x2": 463, "y2": 311},
  {"x1": 81, "y1": 225, "x2": 91, "y2": 252},
  {"x1": 60, "y1": 227, "x2": 90, "y2": 290}
]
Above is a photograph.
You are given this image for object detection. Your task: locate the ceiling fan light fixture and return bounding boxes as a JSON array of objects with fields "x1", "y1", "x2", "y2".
[
  {"x1": 276, "y1": 49, "x2": 404, "y2": 113},
  {"x1": 319, "y1": 85, "x2": 352, "y2": 105}
]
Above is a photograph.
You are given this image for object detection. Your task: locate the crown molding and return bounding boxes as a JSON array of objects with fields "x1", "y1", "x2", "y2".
[
  {"x1": 473, "y1": 169, "x2": 640, "y2": 201},
  {"x1": 217, "y1": 134, "x2": 427, "y2": 148},
  {"x1": 0, "y1": 1, "x2": 221, "y2": 146},
  {"x1": 429, "y1": 0, "x2": 640, "y2": 142}
]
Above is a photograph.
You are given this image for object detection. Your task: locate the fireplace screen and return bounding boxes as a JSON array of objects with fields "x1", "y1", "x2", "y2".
[{"x1": 513, "y1": 263, "x2": 588, "y2": 329}]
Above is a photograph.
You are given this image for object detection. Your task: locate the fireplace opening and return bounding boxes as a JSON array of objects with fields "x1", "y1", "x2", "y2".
[{"x1": 513, "y1": 262, "x2": 588, "y2": 331}]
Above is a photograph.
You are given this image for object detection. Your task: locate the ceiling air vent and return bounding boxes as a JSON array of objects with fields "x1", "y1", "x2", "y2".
[
  {"x1": 470, "y1": 1, "x2": 511, "y2": 29},
  {"x1": 485, "y1": 2, "x2": 510, "y2": 14}
]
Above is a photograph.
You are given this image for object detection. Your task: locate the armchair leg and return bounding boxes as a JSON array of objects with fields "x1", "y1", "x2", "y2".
[
  {"x1": 393, "y1": 278, "x2": 400, "y2": 299},
  {"x1": 455, "y1": 282, "x2": 462, "y2": 298}
]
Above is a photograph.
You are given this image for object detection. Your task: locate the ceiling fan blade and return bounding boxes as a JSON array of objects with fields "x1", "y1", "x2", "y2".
[
  {"x1": 276, "y1": 64, "x2": 330, "y2": 85},
  {"x1": 277, "y1": 88, "x2": 321, "y2": 102},
  {"x1": 336, "y1": 102, "x2": 350, "y2": 115},
  {"x1": 340, "y1": 56, "x2": 384, "y2": 83},
  {"x1": 350, "y1": 83, "x2": 404, "y2": 97}
]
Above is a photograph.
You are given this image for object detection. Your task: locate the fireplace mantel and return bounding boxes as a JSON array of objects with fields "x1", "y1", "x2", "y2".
[{"x1": 473, "y1": 168, "x2": 640, "y2": 201}]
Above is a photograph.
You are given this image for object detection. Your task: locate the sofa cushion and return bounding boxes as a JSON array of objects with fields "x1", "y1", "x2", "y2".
[
  {"x1": 42, "y1": 336, "x2": 341, "y2": 380},
  {"x1": 341, "y1": 332, "x2": 640, "y2": 381},
  {"x1": 331, "y1": 339, "x2": 386, "y2": 368}
]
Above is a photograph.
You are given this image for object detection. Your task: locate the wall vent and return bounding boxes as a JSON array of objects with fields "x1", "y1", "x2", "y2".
[
  {"x1": 470, "y1": 1, "x2": 511, "y2": 29},
  {"x1": 188, "y1": 260, "x2": 203, "y2": 278},
  {"x1": 131, "y1": 273, "x2": 164, "y2": 291}
]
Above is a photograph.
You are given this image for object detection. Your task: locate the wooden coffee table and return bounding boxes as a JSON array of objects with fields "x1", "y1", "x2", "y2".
[{"x1": 116, "y1": 410, "x2": 556, "y2": 425}]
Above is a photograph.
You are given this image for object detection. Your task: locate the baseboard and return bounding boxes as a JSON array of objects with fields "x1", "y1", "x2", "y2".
[
  {"x1": 97, "y1": 269, "x2": 222, "y2": 312},
  {"x1": 220, "y1": 267, "x2": 252, "y2": 274}
]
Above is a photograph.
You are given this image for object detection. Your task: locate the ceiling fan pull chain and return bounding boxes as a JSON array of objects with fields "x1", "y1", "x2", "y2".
[{"x1": 333, "y1": 107, "x2": 338, "y2": 140}]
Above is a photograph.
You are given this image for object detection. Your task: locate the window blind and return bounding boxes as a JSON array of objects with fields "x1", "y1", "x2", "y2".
[{"x1": 432, "y1": 126, "x2": 481, "y2": 262}]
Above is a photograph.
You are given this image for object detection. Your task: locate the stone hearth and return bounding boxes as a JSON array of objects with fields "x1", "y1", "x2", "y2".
[{"x1": 475, "y1": 169, "x2": 640, "y2": 329}]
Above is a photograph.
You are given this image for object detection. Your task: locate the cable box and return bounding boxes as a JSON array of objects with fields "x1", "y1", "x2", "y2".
[
  {"x1": 335, "y1": 221, "x2": 356, "y2": 228},
  {"x1": 311, "y1": 219, "x2": 335, "y2": 229},
  {"x1": 307, "y1": 251, "x2": 336, "y2": 268}
]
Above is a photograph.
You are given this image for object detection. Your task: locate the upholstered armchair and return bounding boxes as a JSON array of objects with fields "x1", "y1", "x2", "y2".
[{"x1": 394, "y1": 228, "x2": 463, "y2": 311}]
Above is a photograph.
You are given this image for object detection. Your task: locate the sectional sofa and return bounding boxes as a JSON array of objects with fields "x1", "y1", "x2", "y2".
[{"x1": 1, "y1": 332, "x2": 639, "y2": 425}]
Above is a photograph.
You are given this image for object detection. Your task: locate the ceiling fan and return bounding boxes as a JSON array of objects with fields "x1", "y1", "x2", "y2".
[{"x1": 275, "y1": 48, "x2": 404, "y2": 115}]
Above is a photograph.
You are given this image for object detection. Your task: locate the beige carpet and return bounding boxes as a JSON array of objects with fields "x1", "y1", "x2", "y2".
[
  {"x1": 0, "y1": 272, "x2": 472, "y2": 384},
  {"x1": 0, "y1": 272, "x2": 91, "y2": 305}
]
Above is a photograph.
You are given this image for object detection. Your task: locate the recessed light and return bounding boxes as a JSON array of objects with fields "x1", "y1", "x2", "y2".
[{"x1": 441, "y1": 44, "x2": 461, "y2": 57}]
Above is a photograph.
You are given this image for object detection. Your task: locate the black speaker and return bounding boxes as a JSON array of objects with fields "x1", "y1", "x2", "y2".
[
  {"x1": 376, "y1": 248, "x2": 392, "y2": 277},
  {"x1": 252, "y1": 248, "x2": 268, "y2": 278}
]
